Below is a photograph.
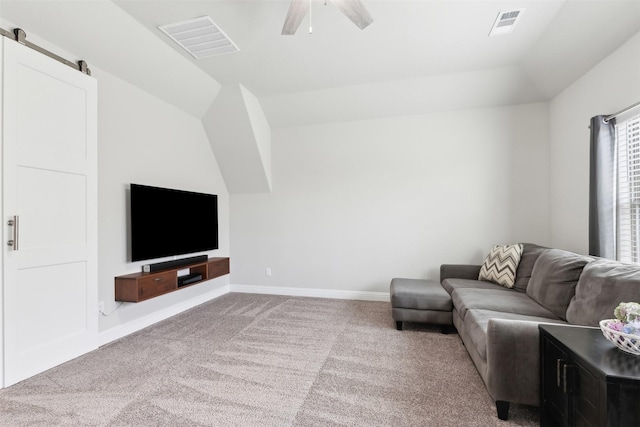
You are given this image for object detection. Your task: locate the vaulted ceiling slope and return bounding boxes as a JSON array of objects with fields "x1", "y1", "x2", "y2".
[
  {"x1": 2, "y1": 0, "x2": 639, "y2": 126},
  {"x1": 0, "y1": 0, "x2": 221, "y2": 118}
]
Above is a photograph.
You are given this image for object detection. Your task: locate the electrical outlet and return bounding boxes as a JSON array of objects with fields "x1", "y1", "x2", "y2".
[
  {"x1": 265, "y1": 268, "x2": 272, "y2": 277},
  {"x1": 98, "y1": 301, "x2": 104, "y2": 315}
]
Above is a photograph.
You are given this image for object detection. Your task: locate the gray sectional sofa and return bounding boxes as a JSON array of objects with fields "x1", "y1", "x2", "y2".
[{"x1": 440, "y1": 243, "x2": 640, "y2": 420}]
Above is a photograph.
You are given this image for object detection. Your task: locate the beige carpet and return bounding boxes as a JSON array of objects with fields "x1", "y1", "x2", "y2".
[{"x1": 0, "y1": 293, "x2": 538, "y2": 426}]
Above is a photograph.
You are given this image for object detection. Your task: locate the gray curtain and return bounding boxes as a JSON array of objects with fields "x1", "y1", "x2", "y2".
[{"x1": 589, "y1": 115, "x2": 616, "y2": 258}]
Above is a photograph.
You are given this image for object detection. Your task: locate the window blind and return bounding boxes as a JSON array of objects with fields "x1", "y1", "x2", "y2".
[{"x1": 617, "y1": 114, "x2": 640, "y2": 263}]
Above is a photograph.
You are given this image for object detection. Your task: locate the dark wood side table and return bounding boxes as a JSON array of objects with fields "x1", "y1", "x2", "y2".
[{"x1": 539, "y1": 324, "x2": 640, "y2": 427}]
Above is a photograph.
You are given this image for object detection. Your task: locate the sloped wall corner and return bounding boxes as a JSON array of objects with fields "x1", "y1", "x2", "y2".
[{"x1": 202, "y1": 84, "x2": 272, "y2": 194}]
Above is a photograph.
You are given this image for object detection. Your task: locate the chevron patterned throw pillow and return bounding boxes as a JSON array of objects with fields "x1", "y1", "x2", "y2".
[{"x1": 478, "y1": 244, "x2": 523, "y2": 288}]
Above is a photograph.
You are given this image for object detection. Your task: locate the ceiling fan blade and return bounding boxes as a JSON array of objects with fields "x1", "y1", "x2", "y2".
[
  {"x1": 282, "y1": 0, "x2": 310, "y2": 35},
  {"x1": 331, "y1": 0, "x2": 374, "y2": 30}
]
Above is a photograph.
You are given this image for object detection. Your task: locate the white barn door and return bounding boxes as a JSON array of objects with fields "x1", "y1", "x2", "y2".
[{"x1": 2, "y1": 38, "x2": 98, "y2": 387}]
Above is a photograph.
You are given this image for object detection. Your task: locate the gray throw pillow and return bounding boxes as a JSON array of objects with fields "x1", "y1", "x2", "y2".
[
  {"x1": 513, "y1": 243, "x2": 548, "y2": 293},
  {"x1": 526, "y1": 249, "x2": 591, "y2": 320},
  {"x1": 566, "y1": 260, "x2": 640, "y2": 326}
]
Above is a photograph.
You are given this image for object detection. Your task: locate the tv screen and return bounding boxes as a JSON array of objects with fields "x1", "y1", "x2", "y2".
[{"x1": 130, "y1": 184, "x2": 218, "y2": 262}]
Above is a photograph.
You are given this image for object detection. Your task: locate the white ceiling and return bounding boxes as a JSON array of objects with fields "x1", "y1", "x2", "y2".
[
  {"x1": 1, "y1": 0, "x2": 639, "y2": 126},
  {"x1": 113, "y1": 0, "x2": 640, "y2": 96}
]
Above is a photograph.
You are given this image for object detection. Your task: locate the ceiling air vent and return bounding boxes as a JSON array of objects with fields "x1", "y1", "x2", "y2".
[
  {"x1": 158, "y1": 16, "x2": 239, "y2": 59},
  {"x1": 489, "y1": 9, "x2": 524, "y2": 36}
]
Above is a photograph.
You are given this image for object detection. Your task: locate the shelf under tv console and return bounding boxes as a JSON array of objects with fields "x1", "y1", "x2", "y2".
[{"x1": 115, "y1": 257, "x2": 229, "y2": 302}]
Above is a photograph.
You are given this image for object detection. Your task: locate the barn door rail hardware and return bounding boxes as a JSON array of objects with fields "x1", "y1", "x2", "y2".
[{"x1": 0, "y1": 27, "x2": 91, "y2": 76}]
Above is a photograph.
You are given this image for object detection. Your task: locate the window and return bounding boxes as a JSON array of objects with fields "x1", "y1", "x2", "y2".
[{"x1": 616, "y1": 114, "x2": 640, "y2": 263}]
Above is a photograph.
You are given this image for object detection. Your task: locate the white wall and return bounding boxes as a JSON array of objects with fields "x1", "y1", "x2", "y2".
[
  {"x1": 96, "y1": 69, "x2": 230, "y2": 333},
  {"x1": 550, "y1": 31, "x2": 640, "y2": 253},
  {"x1": 0, "y1": 21, "x2": 230, "y2": 341},
  {"x1": 231, "y1": 103, "x2": 550, "y2": 293}
]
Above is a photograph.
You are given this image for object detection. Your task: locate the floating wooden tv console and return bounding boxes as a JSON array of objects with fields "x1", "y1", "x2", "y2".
[{"x1": 115, "y1": 257, "x2": 229, "y2": 302}]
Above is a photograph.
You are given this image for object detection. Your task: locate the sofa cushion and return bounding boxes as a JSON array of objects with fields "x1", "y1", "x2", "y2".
[
  {"x1": 513, "y1": 243, "x2": 548, "y2": 293},
  {"x1": 566, "y1": 260, "x2": 640, "y2": 326},
  {"x1": 478, "y1": 244, "x2": 523, "y2": 288},
  {"x1": 464, "y1": 309, "x2": 568, "y2": 360},
  {"x1": 441, "y1": 278, "x2": 510, "y2": 295},
  {"x1": 526, "y1": 249, "x2": 591, "y2": 320},
  {"x1": 452, "y1": 288, "x2": 559, "y2": 321}
]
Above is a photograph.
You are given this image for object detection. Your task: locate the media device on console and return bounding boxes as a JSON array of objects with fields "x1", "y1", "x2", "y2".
[
  {"x1": 177, "y1": 273, "x2": 204, "y2": 287},
  {"x1": 142, "y1": 254, "x2": 208, "y2": 273}
]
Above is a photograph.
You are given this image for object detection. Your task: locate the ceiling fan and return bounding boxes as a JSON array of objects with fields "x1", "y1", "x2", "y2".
[{"x1": 281, "y1": 0, "x2": 374, "y2": 35}]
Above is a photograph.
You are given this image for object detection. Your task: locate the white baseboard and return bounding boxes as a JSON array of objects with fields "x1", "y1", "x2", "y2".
[
  {"x1": 97, "y1": 284, "x2": 230, "y2": 346},
  {"x1": 98, "y1": 283, "x2": 389, "y2": 347},
  {"x1": 230, "y1": 284, "x2": 390, "y2": 302}
]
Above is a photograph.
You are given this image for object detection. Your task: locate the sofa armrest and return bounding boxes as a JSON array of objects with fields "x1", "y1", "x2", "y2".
[
  {"x1": 440, "y1": 264, "x2": 481, "y2": 282},
  {"x1": 485, "y1": 318, "x2": 547, "y2": 406}
]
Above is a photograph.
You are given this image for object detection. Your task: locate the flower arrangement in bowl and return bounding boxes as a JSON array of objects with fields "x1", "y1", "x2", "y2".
[{"x1": 600, "y1": 302, "x2": 640, "y2": 356}]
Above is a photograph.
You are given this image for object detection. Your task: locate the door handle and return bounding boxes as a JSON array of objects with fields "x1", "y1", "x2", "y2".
[
  {"x1": 555, "y1": 359, "x2": 573, "y2": 393},
  {"x1": 7, "y1": 215, "x2": 19, "y2": 250},
  {"x1": 556, "y1": 359, "x2": 565, "y2": 387}
]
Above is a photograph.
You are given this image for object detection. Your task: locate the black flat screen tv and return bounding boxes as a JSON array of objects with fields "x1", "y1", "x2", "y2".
[{"x1": 130, "y1": 184, "x2": 218, "y2": 262}]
